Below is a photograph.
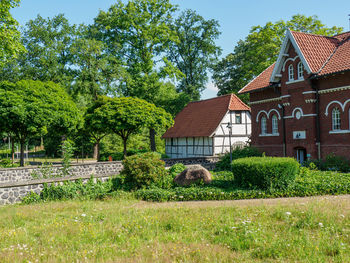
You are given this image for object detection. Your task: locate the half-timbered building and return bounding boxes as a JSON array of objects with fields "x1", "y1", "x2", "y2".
[
  {"x1": 239, "y1": 29, "x2": 350, "y2": 162},
  {"x1": 162, "y1": 94, "x2": 251, "y2": 158}
]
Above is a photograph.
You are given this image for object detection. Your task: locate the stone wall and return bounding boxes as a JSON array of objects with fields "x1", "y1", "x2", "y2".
[
  {"x1": 0, "y1": 174, "x2": 112, "y2": 205},
  {"x1": 0, "y1": 157, "x2": 220, "y2": 205},
  {"x1": 0, "y1": 161, "x2": 123, "y2": 184},
  {"x1": 163, "y1": 156, "x2": 219, "y2": 170}
]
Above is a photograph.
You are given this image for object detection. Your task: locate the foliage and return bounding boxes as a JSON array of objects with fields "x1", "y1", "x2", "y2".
[
  {"x1": 30, "y1": 163, "x2": 56, "y2": 179},
  {"x1": 216, "y1": 146, "x2": 262, "y2": 171},
  {"x1": 167, "y1": 9, "x2": 221, "y2": 100},
  {"x1": 168, "y1": 163, "x2": 186, "y2": 178},
  {"x1": 97, "y1": 96, "x2": 173, "y2": 156},
  {"x1": 232, "y1": 157, "x2": 299, "y2": 190},
  {"x1": 61, "y1": 140, "x2": 75, "y2": 176},
  {"x1": 303, "y1": 154, "x2": 350, "y2": 173},
  {"x1": 39, "y1": 178, "x2": 113, "y2": 202},
  {"x1": 212, "y1": 14, "x2": 343, "y2": 101},
  {"x1": 0, "y1": 159, "x2": 18, "y2": 168},
  {"x1": 121, "y1": 152, "x2": 168, "y2": 189},
  {"x1": 0, "y1": 80, "x2": 82, "y2": 166},
  {"x1": 21, "y1": 191, "x2": 41, "y2": 204},
  {"x1": 0, "y1": 0, "x2": 25, "y2": 67}
]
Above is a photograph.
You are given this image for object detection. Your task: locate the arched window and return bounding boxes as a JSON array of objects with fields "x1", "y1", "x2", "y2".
[
  {"x1": 261, "y1": 116, "x2": 267, "y2": 135},
  {"x1": 298, "y1": 62, "x2": 304, "y2": 79},
  {"x1": 288, "y1": 64, "x2": 294, "y2": 81},
  {"x1": 272, "y1": 115, "x2": 278, "y2": 134},
  {"x1": 332, "y1": 107, "x2": 341, "y2": 130}
]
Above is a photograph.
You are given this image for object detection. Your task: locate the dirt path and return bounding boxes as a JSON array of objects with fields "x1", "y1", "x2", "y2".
[{"x1": 133, "y1": 194, "x2": 350, "y2": 209}]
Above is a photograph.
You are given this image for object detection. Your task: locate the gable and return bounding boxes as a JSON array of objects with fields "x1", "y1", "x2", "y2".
[{"x1": 270, "y1": 30, "x2": 312, "y2": 83}]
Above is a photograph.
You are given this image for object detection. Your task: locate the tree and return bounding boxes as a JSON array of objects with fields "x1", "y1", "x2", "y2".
[
  {"x1": 0, "y1": 14, "x2": 78, "y2": 88},
  {"x1": 167, "y1": 9, "x2": 221, "y2": 100},
  {"x1": 84, "y1": 97, "x2": 111, "y2": 160},
  {"x1": 212, "y1": 14, "x2": 343, "y2": 99},
  {"x1": 97, "y1": 97, "x2": 173, "y2": 157},
  {"x1": 0, "y1": 0, "x2": 25, "y2": 67},
  {"x1": 0, "y1": 80, "x2": 82, "y2": 166}
]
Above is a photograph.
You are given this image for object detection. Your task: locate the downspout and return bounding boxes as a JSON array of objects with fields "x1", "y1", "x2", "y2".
[
  {"x1": 281, "y1": 104, "x2": 287, "y2": 157},
  {"x1": 309, "y1": 76, "x2": 321, "y2": 160}
]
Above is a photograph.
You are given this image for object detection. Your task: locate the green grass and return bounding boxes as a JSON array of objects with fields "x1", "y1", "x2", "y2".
[{"x1": 0, "y1": 195, "x2": 349, "y2": 262}]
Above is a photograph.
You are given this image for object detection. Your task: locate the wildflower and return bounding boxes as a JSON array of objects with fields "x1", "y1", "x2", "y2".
[
  {"x1": 179, "y1": 196, "x2": 183, "y2": 199},
  {"x1": 81, "y1": 213, "x2": 86, "y2": 217},
  {"x1": 285, "y1": 212, "x2": 291, "y2": 216},
  {"x1": 318, "y1": 222, "x2": 323, "y2": 227}
]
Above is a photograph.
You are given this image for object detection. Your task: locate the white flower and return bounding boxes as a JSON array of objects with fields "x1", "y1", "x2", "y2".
[
  {"x1": 285, "y1": 212, "x2": 291, "y2": 216},
  {"x1": 81, "y1": 213, "x2": 86, "y2": 217},
  {"x1": 179, "y1": 196, "x2": 183, "y2": 199},
  {"x1": 318, "y1": 222, "x2": 323, "y2": 227}
]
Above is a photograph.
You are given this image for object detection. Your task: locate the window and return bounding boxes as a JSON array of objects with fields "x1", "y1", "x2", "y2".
[
  {"x1": 298, "y1": 62, "x2": 304, "y2": 79},
  {"x1": 332, "y1": 108, "x2": 341, "y2": 130},
  {"x1": 235, "y1": 112, "x2": 242, "y2": 124},
  {"x1": 288, "y1": 64, "x2": 294, "y2": 81},
  {"x1": 261, "y1": 116, "x2": 267, "y2": 135},
  {"x1": 272, "y1": 115, "x2": 278, "y2": 134}
]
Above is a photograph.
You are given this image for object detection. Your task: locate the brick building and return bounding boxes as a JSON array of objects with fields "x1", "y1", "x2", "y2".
[{"x1": 239, "y1": 29, "x2": 350, "y2": 163}]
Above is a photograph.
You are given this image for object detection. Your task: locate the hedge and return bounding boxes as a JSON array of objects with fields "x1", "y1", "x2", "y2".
[{"x1": 232, "y1": 157, "x2": 299, "y2": 190}]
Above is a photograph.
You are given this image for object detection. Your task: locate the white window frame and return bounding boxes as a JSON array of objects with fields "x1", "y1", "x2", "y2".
[
  {"x1": 288, "y1": 64, "x2": 294, "y2": 81},
  {"x1": 297, "y1": 62, "x2": 304, "y2": 79},
  {"x1": 261, "y1": 116, "x2": 267, "y2": 135},
  {"x1": 272, "y1": 115, "x2": 278, "y2": 134},
  {"x1": 235, "y1": 112, "x2": 242, "y2": 124},
  {"x1": 332, "y1": 107, "x2": 341, "y2": 131}
]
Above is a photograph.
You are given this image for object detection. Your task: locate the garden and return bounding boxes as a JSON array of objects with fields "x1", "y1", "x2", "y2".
[{"x1": 22, "y1": 147, "x2": 350, "y2": 204}]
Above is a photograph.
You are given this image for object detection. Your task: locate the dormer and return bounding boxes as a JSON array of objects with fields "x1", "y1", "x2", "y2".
[{"x1": 270, "y1": 29, "x2": 311, "y2": 84}]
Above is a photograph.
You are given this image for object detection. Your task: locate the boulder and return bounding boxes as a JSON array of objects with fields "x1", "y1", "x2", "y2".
[{"x1": 174, "y1": 165, "x2": 212, "y2": 186}]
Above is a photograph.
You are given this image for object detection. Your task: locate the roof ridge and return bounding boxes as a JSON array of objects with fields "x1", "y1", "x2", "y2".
[
  {"x1": 332, "y1": 31, "x2": 350, "y2": 38},
  {"x1": 290, "y1": 30, "x2": 337, "y2": 40},
  {"x1": 189, "y1": 93, "x2": 232, "y2": 104}
]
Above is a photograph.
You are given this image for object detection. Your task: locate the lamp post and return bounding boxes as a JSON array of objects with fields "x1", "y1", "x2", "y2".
[{"x1": 226, "y1": 122, "x2": 233, "y2": 164}]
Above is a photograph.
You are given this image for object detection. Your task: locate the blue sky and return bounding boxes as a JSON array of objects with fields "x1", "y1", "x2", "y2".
[{"x1": 12, "y1": 0, "x2": 350, "y2": 99}]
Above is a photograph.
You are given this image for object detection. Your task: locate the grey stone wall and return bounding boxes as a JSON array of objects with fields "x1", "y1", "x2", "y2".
[
  {"x1": 0, "y1": 174, "x2": 113, "y2": 205},
  {"x1": 0, "y1": 161, "x2": 123, "y2": 184},
  {"x1": 163, "y1": 156, "x2": 219, "y2": 170}
]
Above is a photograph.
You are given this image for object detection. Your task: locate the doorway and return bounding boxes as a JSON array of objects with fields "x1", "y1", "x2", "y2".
[{"x1": 296, "y1": 148, "x2": 307, "y2": 164}]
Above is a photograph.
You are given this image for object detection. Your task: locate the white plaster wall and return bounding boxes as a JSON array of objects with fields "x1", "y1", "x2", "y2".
[{"x1": 165, "y1": 137, "x2": 213, "y2": 158}]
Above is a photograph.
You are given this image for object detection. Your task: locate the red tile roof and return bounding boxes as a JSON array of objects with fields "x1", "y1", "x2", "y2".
[
  {"x1": 162, "y1": 94, "x2": 250, "y2": 138},
  {"x1": 238, "y1": 30, "x2": 350, "y2": 94},
  {"x1": 238, "y1": 63, "x2": 275, "y2": 94}
]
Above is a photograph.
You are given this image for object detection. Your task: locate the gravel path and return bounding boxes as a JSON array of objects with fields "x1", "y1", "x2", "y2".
[{"x1": 134, "y1": 194, "x2": 350, "y2": 209}]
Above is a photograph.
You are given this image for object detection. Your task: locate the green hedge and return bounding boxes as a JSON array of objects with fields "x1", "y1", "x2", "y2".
[{"x1": 232, "y1": 157, "x2": 299, "y2": 190}]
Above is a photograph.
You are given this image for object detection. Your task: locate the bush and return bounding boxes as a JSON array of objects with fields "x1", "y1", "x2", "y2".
[
  {"x1": 121, "y1": 152, "x2": 168, "y2": 189},
  {"x1": 232, "y1": 157, "x2": 299, "y2": 190},
  {"x1": 216, "y1": 146, "x2": 262, "y2": 171},
  {"x1": 321, "y1": 154, "x2": 350, "y2": 172},
  {"x1": 168, "y1": 163, "x2": 186, "y2": 178}
]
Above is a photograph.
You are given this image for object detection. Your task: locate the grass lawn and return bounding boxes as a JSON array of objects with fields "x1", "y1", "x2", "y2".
[{"x1": 0, "y1": 195, "x2": 349, "y2": 262}]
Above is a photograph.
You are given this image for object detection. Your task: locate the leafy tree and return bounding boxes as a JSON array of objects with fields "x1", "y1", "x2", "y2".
[
  {"x1": 167, "y1": 9, "x2": 221, "y2": 100},
  {"x1": 0, "y1": 14, "x2": 78, "y2": 88},
  {"x1": 0, "y1": 0, "x2": 25, "y2": 67},
  {"x1": 0, "y1": 80, "x2": 82, "y2": 166},
  {"x1": 213, "y1": 14, "x2": 343, "y2": 99},
  {"x1": 96, "y1": 97, "x2": 173, "y2": 157},
  {"x1": 84, "y1": 97, "x2": 111, "y2": 160}
]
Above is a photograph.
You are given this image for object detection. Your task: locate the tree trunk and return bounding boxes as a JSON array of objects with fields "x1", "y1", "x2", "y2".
[
  {"x1": 149, "y1": 128, "x2": 157, "y2": 152},
  {"x1": 93, "y1": 139, "x2": 100, "y2": 161},
  {"x1": 20, "y1": 140, "x2": 25, "y2": 167},
  {"x1": 123, "y1": 137, "x2": 128, "y2": 158}
]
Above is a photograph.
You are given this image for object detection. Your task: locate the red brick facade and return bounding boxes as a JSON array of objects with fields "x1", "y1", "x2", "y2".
[{"x1": 239, "y1": 30, "x2": 350, "y2": 162}]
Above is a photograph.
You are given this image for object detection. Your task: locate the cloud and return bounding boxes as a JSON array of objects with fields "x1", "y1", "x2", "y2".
[{"x1": 206, "y1": 81, "x2": 219, "y2": 92}]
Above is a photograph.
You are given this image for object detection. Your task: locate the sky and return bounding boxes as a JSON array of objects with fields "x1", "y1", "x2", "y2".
[{"x1": 11, "y1": 0, "x2": 350, "y2": 99}]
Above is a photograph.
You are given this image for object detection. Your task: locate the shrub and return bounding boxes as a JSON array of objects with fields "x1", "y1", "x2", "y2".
[
  {"x1": 232, "y1": 157, "x2": 299, "y2": 190},
  {"x1": 21, "y1": 191, "x2": 41, "y2": 204},
  {"x1": 216, "y1": 146, "x2": 262, "y2": 171},
  {"x1": 321, "y1": 154, "x2": 350, "y2": 172},
  {"x1": 121, "y1": 152, "x2": 168, "y2": 189},
  {"x1": 168, "y1": 163, "x2": 186, "y2": 178}
]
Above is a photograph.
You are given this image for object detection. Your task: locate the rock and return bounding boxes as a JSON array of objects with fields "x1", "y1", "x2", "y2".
[{"x1": 174, "y1": 165, "x2": 212, "y2": 186}]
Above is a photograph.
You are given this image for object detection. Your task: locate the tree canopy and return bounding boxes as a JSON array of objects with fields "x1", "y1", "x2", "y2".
[
  {"x1": 212, "y1": 14, "x2": 344, "y2": 100},
  {"x1": 0, "y1": 0, "x2": 25, "y2": 66},
  {"x1": 0, "y1": 80, "x2": 82, "y2": 166}
]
